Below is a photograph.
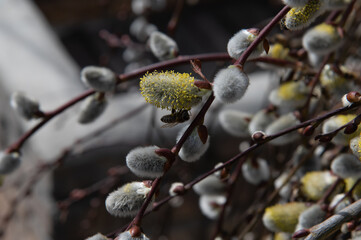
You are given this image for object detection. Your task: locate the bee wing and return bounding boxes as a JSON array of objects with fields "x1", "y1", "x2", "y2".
[{"x1": 161, "y1": 122, "x2": 180, "y2": 128}]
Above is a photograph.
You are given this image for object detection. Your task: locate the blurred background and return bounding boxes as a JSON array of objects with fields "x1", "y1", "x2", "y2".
[{"x1": 0, "y1": 0, "x2": 284, "y2": 239}]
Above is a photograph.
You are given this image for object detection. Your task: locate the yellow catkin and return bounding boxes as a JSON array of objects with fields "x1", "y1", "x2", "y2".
[
  {"x1": 314, "y1": 23, "x2": 337, "y2": 37},
  {"x1": 345, "y1": 178, "x2": 361, "y2": 200},
  {"x1": 284, "y1": 0, "x2": 322, "y2": 29},
  {"x1": 320, "y1": 64, "x2": 346, "y2": 89},
  {"x1": 301, "y1": 171, "x2": 341, "y2": 200},
  {"x1": 358, "y1": 134, "x2": 361, "y2": 157},
  {"x1": 336, "y1": 114, "x2": 361, "y2": 140},
  {"x1": 269, "y1": 43, "x2": 290, "y2": 60},
  {"x1": 140, "y1": 71, "x2": 204, "y2": 110},
  {"x1": 278, "y1": 81, "x2": 306, "y2": 100},
  {"x1": 263, "y1": 202, "x2": 308, "y2": 232}
]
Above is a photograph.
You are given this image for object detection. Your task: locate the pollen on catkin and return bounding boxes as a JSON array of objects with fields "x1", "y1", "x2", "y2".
[
  {"x1": 227, "y1": 29, "x2": 263, "y2": 60},
  {"x1": 345, "y1": 177, "x2": 361, "y2": 200},
  {"x1": 331, "y1": 153, "x2": 361, "y2": 179},
  {"x1": 257, "y1": 43, "x2": 292, "y2": 69},
  {"x1": 269, "y1": 81, "x2": 308, "y2": 110},
  {"x1": 140, "y1": 70, "x2": 205, "y2": 110},
  {"x1": 177, "y1": 125, "x2": 210, "y2": 162},
  {"x1": 218, "y1": 109, "x2": 252, "y2": 137},
  {"x1": 265, "y1": 113, "x2": 300, "y2": 146},
  {"x1": 10, "y1": 92, "x2": 41, "y2": 120},
  {"x1": 302, "y1": 23, "x2": 343, "y2": 55},
  {"x1": 80, "y1": 66, "x2": 117, "y2": 92},
  {"x1": 118, "y1": 230, "x2": 150, "y2": 240},
  {"x1": 213, "y1": 66, "x2": 250, "y2": 104},
  {"x1": 242, "y1": 158, "x2": 270, "y2": 185},
  {"x1": 350, "y1": 134, "x2": 361, "y2": 159},
  {"x1": 284, "y1": 0, "x2": 324, "y2": 30},
  {"x1": 320, "y1": 64, "x2": 346, "y2": 91},
  {"x1": 148, "y1": 31, "x2": 179, "y2": 60},
  {"x1": 105, "y1": 181, "x2": 152, "y2": 217},
  {"x1": 322, "y1": 114, "x2": 360, "y2": 145},
  {"x1": 78, "y1": 93, "x2": 108, "y2": 124},
  {"x1": 262, "y1": 202, "x2": 308, "y2": 233},
  {"x1": 126, "y1": 145, "x2": 167, "y2": 178},
  {"x1": 300, "y1": 171, "x2": 340, "y2": 201},
  {"x1": 0, "y1": 151, "x2": 21, "y2": 175}
]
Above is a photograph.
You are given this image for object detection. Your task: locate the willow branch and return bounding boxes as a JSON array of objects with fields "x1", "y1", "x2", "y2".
[
  {"x1": 305, "y1": 199, "x2": 361, "y2": 240},
  {"x1": 5, "y1": 53, "x2": 231, "y2": 153},
  {"x1": 234, "y1": 5, "x2": 291, "y2": 67}
]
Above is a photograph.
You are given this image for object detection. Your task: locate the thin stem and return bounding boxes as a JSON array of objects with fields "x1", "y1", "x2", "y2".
[
  {"x1": 167, "y1": 0, "x2": 184, "y2": 36},
  {"x1": 107, "y1": 102, "x2": 360, "y2": 238},
  {"x1": 237, "y1": 145, "x2": 316, "y2": 238},
  {"x1": 339, "y1": 0, "x2": 357, "y2": 28},
  {"x1": 317, "y1": 177, "x2": 343, "y2": 205},
  {"x1": 117, "y1": 53, "x2": 231, "y2": 82},
  {"x1": 172, "y1": 93, "x2": 214, "y2": 154},
  {"x1": 5, "y1": 52, "x2": 231, "y2": 153},
  {"x1": 6, "y1": 89, "x2": 95, "y2": 153},
  {"x1": 211, "y1": 157, "x2": 246, "y2": 239},
  {"x1": 329, "y1": 178, "x2": 361, "y2": 213},
  {"x1": 234, "y1": 5, "x2": 291, "y2": 66},
  {"x1": 131, "y1": 177, "x2": 162, "y2": 227},
  {"x1": 304, "y1": 198, "x2": 361, "y2": 240},
  {"x1": 301, "y1": 54, "x2": 331, "y2": 120}
]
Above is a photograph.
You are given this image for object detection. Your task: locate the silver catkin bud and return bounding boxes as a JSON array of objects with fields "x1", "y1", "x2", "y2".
[
  {"x1": 329, "y1": 193, "x2": 351, "y2": 213},
  {"x1": 331, "y1": 153, "x2": 361, "y2": 179},
  {"x1": 322, "y1": 0, "x2": 350, "y2": 10},
  {"x1": 218, "y1": 109, "x2": 252, "y2": 137},
  {"x1": 126, "y1": 145, "x2": 167, "y2": 178},
  {"x1": 105, "y1": 181, "x2": 152, "y2": 217},
  {"x1": 81, "y1": 66, "x2": 117, "y2": 92},
  {"x1": 78, "y1": 93, "x2": 108, "y2": 124},
  {"x1": 242, "y1": 158, "x2": 270, "y2": 185},
  {"x1": 213, "y1": 66, "x2": 250, "y2": 104},
  {"x1": 199, "y1": 195, "x2": 226, "y2": 220},
  {"x1": 85, "y1": 233, "x2": 109, "y2": 240},
  {"x1": 282, "y1": 0, "x2": 310, "y2": 6},
  {"x1": 0, "y1": 151, "x2": 21, "y2": 175},
  {"x1": 227, "y1": 29, "x2": 263, "y2": 60},
  {"x1": 10, "y1": 92, "x2": 41, "y2": 120},
  {"x1": 265, "y1": 113, "x2": 300, "y2": 146},
  {"x1": 148, "y1": 31, "x2": 179, "y2": 60},
  {"x1": 130, "y1": 17, "x2": 158, "y2": 42},
  {"x1": 302, "y1": 23, "x2": 343, "y2": 55},
  {"x1": 118, "y1": 230, "x2": 150, "y2": 240},
  {"x1": 248, "y1": 110, "x2": 276, "y2": 135},
  {"x1": 177, "y1": 125, "x2": 210, "y2": 162},
  {"x1": 193, "y1": 174, "x2": 227, "y2": 196},
  {"x1": 298, "y1": 204, "x2": 326, "y2": 229}
]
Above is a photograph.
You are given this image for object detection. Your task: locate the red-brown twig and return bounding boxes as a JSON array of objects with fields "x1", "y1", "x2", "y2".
[
  {"x1": 5, "y1": 53, "x2": 231, "y2": 154},
  {"x1": 234, "y1": 5, "x2": 291, "y2": 67}
]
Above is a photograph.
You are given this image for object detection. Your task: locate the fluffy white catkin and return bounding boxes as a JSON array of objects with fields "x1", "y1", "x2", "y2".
[{"x1": 213, "y1": 66, "x2": 249, "y2": 104}]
